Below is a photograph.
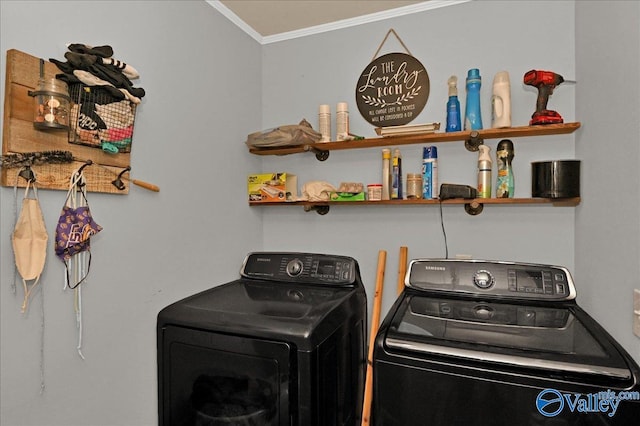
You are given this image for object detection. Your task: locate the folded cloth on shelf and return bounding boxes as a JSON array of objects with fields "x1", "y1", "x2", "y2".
[
  {"x1": 246, "y1": 119, "x2": 321, "y2": 148},
  {"x1": 300, "y1": 181, "x2": 337, "y2": 201}
]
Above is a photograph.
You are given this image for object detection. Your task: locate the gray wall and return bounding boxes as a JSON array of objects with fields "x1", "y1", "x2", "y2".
[
  {"x1": 0, "y1": 1, "x2": 262, "y2": 425},
  {"x1": 575, "y1": 1, "x2": 640, "y2": 367},
  {"x1": 260, "y1": 0, "x2": 579, "y2": 335},
  {"x1": 1, "y1": 1, "x2": 638, "y2": 425}
]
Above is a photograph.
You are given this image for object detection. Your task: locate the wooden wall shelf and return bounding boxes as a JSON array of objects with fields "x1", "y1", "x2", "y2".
[
  {"x1": 248, "y1": 122, "x2": 581, "y2": 158},
  {"x1": 247, "y1": 121, "x2": 582, "y2": 214},
  {"x1": 251, "y1": 197, "x2": 581, "y2": 215}
]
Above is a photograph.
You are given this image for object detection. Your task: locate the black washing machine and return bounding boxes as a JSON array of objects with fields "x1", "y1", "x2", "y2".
[
  {"x1": 158, "y1": 252, "x2": 366, "y2": 426},
  {"x1": 373, "y1": 259, "x2": 640, "y2": 425}
]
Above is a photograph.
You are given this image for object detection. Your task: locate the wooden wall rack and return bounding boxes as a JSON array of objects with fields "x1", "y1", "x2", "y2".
[{"x1": 2, "y1": 49, "x2": 131, "y2": 194}]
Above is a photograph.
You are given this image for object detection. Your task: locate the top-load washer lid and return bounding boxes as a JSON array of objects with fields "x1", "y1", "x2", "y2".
[
  {"x1": 385, "y1": 296, "x2": 632, "y2": 380},
  {"x1": 385, "y1": 259, "x2": 635, "y2": 382},
  {"x1": 385, "y1": 294, "x2": 632, "y2": 380},
  {"x1": 157, "y1": 252, "x2": 365, "y2": 349}
]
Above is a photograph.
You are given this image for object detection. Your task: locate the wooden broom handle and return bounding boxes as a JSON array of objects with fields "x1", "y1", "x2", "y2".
[
  {"x1": 128, "y1": 178, "x2": 160, "y2": 192},
  {"x1": 397, "y1": 246, "x2": 408, "y2": 296},
  {"x1": 361, "y1": 250, "x2": 386, "y2": 426}
]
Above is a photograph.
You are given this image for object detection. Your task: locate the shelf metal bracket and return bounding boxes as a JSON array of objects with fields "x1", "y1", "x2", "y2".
[
  {"x1": 303, "y1": 145, "x2": 330, "y2": 161},
  {"x1": 464, "y1": 201, "x2": 484, "y2": 215},
  {"x1": 304, "y1": 204, "x2": 330, "y2": 215},
  {"x1": 464, "y1": 131, "x2": 484, "y2": 152}
]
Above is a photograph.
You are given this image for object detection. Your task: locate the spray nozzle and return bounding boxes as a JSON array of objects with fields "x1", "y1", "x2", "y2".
[
  {"x1": 448, "y1": 75, "x2": 458, "y2": 97},
  {"x1": 478, "y1": 144, "x2": 491, "y2": 161}
]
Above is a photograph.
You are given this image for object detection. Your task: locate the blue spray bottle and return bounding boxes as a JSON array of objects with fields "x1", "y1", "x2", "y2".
[
  {"x1": 446, "y1": 76, "x2": 461, "y2": 132},
  {"x1": 464, "y1": 68, "x2": 483, "y2": 130}
]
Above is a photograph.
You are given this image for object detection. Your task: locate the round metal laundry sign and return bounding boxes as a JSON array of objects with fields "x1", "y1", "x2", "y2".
[{"x1": 356, "y1": 52, "x2": 430, "y2": 127}]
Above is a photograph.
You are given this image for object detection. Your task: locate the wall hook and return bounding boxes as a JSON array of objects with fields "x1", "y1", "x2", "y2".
[
  {"x1": 18, "y1": 166, "x2": 36, "y2": 183},
  {"x1": 77, "y1": 159, "x2": 93, "y2": 175},
  {"x1": 111, "y1": 166, "x2": 131, "y2": 191},
  {"x1": 73, "y1": 160, "x2": 93, "y2": 189}
]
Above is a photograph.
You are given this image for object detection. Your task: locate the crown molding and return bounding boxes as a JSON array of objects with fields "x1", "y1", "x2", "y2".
[
  {"x1": 206, "y1": 0, "x2": 264, "y2": 42},
  {"x1": 207, "y1": 0, "x2": 471, "y2": 45}
]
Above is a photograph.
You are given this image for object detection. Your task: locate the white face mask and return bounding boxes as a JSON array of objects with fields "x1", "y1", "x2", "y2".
[{"x1": 12, "y1": 179, "x2": 48, "y2": 313}]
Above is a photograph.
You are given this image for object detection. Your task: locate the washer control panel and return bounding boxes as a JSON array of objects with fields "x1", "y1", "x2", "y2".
[
  {"x1": 406, "y1": 259, "x2": 576, "y2": 301},
  {"x1": 241, "y1": 252, "x2": 358, "y2": 287}
]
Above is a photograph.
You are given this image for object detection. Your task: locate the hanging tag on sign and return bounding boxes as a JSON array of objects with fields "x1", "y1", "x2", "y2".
[{"x1": 355, "y1": 29, "x2": 430, "y2": 127}]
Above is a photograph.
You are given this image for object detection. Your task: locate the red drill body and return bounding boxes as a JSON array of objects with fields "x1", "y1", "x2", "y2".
[{"x1": 524, "y1": 70, "x2": 565, "y2": 125}]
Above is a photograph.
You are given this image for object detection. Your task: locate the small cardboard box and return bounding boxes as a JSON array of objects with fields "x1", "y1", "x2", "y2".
[
  {"x1": 330, "y1": 192, "x2": 365, "y2": 202},
  {"x1": 248, "y1": 173, "x2": 297, "y2": 202}
]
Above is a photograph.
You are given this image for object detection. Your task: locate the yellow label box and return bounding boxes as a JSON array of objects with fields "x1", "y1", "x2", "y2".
[{"x1": 248, "y1": 173, "x2": 297, "y2": 202}]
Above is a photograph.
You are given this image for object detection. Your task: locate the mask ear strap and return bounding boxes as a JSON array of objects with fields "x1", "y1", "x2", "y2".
[
  {"x1": 12, "y1": 170, "x2": 20, "y2": 295},
  {"x1": 20, "y1": 275, "x2": 41, "y2": 313},
  {"x1": 65, "y1": 170, "x2": 86, "y2": 208},
  {"x1": 65, "y1": 252, "x2": 92, "y2": 290}
]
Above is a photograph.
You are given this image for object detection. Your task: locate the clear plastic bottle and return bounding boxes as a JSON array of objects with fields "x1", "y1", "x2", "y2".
[
  {"x1": 336, "y1": 102, "x2": 349, "y2": 141},
  {"x1": 382, "y1": 149, "x2": 391, "y2": 200},
  {"x1": 318, "y1": 104, "x2": 331, "y2": 142},
  {"x1": 477, "y1": 144, "x2": 492, "y2": 198}
]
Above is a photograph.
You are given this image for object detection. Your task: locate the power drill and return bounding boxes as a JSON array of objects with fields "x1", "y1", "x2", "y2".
[{"x1": 523, "y1": 70, "x2": 566, "y2": 125}]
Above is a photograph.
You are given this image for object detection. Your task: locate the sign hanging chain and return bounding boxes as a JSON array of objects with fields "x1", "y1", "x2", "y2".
[{"x1": 371, "y1": 29, "x2": 413, "y2": 61}]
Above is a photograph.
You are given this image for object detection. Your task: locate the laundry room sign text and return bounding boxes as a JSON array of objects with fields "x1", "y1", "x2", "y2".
[{"x1": 356, "y1": 52, "x2": 430, "y2": 127}]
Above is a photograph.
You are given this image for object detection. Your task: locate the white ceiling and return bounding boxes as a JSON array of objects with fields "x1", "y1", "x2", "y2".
[{"x1": 215, "y1": 0, "x2": 429, "y2": 39}]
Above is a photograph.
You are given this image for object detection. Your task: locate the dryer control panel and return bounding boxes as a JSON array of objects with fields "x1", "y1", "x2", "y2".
[
  {"x1": 240, "y1": 252, "x2": 359, "y2": 287},
  {"x1": 406, "y1": 259, "x2": 576, "y2": 301}
]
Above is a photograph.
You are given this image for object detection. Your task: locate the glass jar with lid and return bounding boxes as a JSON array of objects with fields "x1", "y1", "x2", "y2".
[
  {"x1": 406, "y1": 173, "x2": 423, "y2": 199},
  {"x1": 29, "y1": 78, "x2": 70, "y2": 130}
]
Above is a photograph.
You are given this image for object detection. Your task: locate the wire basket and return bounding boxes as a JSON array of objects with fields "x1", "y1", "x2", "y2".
[{"x1": 68, "y1": 84, "x2": 136, "y2": 153}]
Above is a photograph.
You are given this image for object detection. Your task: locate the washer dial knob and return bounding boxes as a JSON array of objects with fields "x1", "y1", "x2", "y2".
[
  {"x1": 473, "y1": 270, "x2": 495, "y2": 289},
  {"x1": 286, "y1": 259, "x2": 304, "y2": 277}
]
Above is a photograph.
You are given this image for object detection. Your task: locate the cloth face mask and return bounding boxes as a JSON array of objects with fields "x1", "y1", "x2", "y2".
[
  {"x1": 12, "y1": 182, "x2": 48, "y2": 313},
  {"x1": 55, "y1": 204, "x2": 102, "y2": 261},
  {"x1": 55, "y1": 173, "x2": 102, "y2": 288}
]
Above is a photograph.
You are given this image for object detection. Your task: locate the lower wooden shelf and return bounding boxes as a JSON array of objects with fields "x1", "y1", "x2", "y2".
[{"x1": 249, "y1": 197, "x2": 581, "y2": 215}]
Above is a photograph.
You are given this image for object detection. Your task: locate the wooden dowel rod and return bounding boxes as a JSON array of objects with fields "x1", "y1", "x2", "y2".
[
  {"x1": 361, "y1": 250, "x2": 386, "y2": 426},
  {"x1": 397, "y1": 246, "x2": 408, "y2": 295}
]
